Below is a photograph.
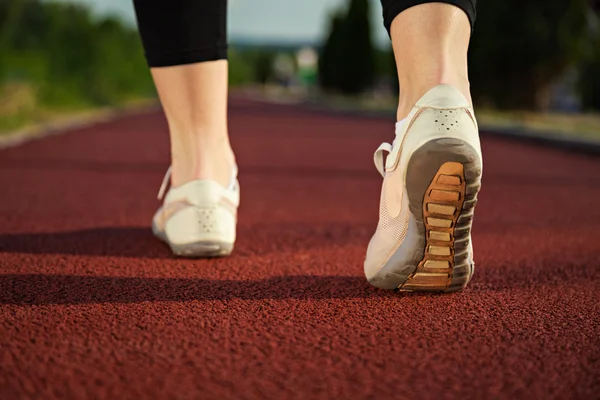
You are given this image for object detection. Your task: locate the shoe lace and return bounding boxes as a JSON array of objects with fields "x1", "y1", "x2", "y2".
[
  {"x1": 373, "y1": 135, "x2": 399, "y2": 178},
  {"x1": 157, "y1": 166, "x2": 172, "y2": 200}
]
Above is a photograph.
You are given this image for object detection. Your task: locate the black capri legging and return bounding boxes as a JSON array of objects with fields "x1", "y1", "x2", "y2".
[{"x1": 133, "y1": 0, "x2": 476, "y2": 68}]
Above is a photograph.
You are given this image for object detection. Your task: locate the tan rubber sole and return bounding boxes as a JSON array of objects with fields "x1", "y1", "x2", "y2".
[
  {"x1": 400, "y1": 161, "x2": 470, "y2": 292},
  {"x1": 365, "y1": 137, "x2": 481, "y2": 292}
]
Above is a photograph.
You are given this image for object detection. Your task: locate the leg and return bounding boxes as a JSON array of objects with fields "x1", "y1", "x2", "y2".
[
  {"x1": 151, "y1": 61, "x2": 234, "y2": 187},
  {"x1": 364, "y1": 1, "x2": 482, "y2": 292},
  {"x1": 134, "y1": 0, "x2": 239, "y2": 257},
  {"x1": 133, "y1": 0, "x2": 234, "y2": 187},
  {"x1": 381, "y1": 1, "x2": 476, "y2": 120}
]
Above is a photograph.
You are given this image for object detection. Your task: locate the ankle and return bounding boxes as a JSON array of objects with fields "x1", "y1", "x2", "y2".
[
  {"x1": 170, "y1": 132, "x2": 236, "y2": 188},
  {"x1": 397, "y1": 73, "x2": 471, "y2": 120}
]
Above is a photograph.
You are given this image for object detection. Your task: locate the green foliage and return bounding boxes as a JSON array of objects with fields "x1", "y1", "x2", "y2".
[
  {"x1": 252, "y1": 50, "x2": 276, "y2": 84},
  {"x1": 319, "y1": 13, "x2": 345, "y2": 91},
  {"x1": 0, "y1": 0, "x2": 155, "y2": 118},
  {"x1": 228, "y1": 48, "x2": 255, "y2": 86},
  {"x1": 228, "y1": 46, "x2": 300, "y2": 86},
  {"x1": 373, "y1": 47, "x2": 398, "y2": 95},
  {"x1": 578, "y1": 8, "x2": 600, "y2": 111},
  {"x1": 579, "y1": 49, "x2": 600, "y2": 111},
  {"x1": 468, "y1": 0, "x2": 595, "y2": 110},
  {"x1": 229, "y1": 47, "x2": 278, "y2": 85},
  {"x1": 2, "y1": 0, "x2": 597, "y2": 122},
  {"x1": 318, "y1": 0, "x2": 375, "y2": 95}
]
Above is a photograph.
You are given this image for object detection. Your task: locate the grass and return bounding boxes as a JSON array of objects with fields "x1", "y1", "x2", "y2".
[{"x1": 0, "y1": 82, "x2": 156, "y2": 136}]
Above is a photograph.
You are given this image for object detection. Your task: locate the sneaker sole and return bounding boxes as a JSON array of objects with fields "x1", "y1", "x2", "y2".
[
  {"x1": 402, "y1": 137, "x2": 482, "y2": 292},
  {"x1": 368, "y1": 137, "x2": 482, "y2": 292},
  {"x1": 169, "y1": 241, "x2": 233, "y2": 258},
  {"x1": 152, "y1": 223, "x2": 234, "y2": 258}
]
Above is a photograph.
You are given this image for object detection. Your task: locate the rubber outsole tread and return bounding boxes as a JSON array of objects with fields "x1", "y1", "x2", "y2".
[{"x1": 399, "y1": 138, "x2": 482, "y2": 293}]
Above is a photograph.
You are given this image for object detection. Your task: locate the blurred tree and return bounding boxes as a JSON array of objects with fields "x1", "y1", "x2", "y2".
[
  {"x1": 319, "y1": 0, "x2": 375, "y2": 95},
  {"x1": 228, "y1": 47, "x2": 255, "y2": 86},
  {"x1": 373, "y1": 46, "x2": 399, "y2": 96},
  {"x1": 578, "y1": 6, "x2": 600, "y2": 110},
  {"x1": 0, "y1": 0, "x2": 26, "y2": 50},
  {"x1": 580, "y1": 57, "x2": 600, "y2": 110},
  {"x1": 469, "y1": 0, "x2": 594, "y2": 110},
  {"x1": 319, "y1": 13, "x2": 345, "y2": 91},
  {"x1": 254, "y1": 50, "x2": 276, "y2": 84},
  {"x1": 0, "y1": 0, "x2": 154, "y2": 111}
]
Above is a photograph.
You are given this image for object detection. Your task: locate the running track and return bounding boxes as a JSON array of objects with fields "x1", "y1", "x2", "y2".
[{"x1": 1, "y1": 99, "x2": 599, "y2": 399}]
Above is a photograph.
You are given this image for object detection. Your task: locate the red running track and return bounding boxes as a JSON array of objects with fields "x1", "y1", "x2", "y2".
[{"x1": 1, "y1": 99, "x2": 599, "y2": 399}]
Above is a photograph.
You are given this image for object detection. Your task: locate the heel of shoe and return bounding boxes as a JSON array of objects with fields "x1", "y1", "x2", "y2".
[
  {"x1": 163, "y1": 206, "x2": 236, "y2": 258},
  {"x1": 169, "y1": 241, "x2": 234, "y2": 258}
]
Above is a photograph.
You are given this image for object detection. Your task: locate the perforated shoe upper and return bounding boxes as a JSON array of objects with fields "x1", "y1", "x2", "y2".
[{"x1": 152, "y1": 168, "x2": 239, "y2": 247}]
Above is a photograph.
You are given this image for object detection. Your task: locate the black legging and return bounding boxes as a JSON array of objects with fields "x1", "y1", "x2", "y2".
[{"x1": 133, "y1": 0, "x2": 476, "y2": 68}]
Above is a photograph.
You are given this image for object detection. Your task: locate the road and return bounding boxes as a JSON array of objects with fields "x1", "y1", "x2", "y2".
[{"x1": 1, "y1": 99, "x2": 599, "y2": 399}]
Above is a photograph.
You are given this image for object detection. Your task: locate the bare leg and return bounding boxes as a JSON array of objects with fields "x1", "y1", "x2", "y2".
[
  {"x1": 390, "y1": 3, "x2": 472, "y2": 120},
  {"x1": 135, "y1": 1, "x2": 238, "y2": 257},
  {"x1": 151, "y1": 60, "x2": 235, "y2": 188}
]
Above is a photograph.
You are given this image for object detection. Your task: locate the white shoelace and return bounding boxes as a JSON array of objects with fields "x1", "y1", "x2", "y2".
[
  {"x1": 157, "y1": 166, "x2": 173, "y2": 200},
  {"x1": 373, "y1": 141, "x2": 394, "y2": 178},
  {"x1": 373, "y1": 119, "x2": 406, "y2": 178}
]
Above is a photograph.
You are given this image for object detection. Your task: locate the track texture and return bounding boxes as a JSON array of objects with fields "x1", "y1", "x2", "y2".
[{"x1": 1, "y1": 99, "x2": 599, "y2": 399}]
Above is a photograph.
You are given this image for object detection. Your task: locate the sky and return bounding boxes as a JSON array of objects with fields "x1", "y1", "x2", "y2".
[{"x1": 56, "y1": 0, "x2": 390, "y2": 47}]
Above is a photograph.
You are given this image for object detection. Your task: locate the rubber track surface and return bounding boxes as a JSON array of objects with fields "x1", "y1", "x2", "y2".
[{"x1": 1, "y1": 99, "x2": 599, "y2": 399}]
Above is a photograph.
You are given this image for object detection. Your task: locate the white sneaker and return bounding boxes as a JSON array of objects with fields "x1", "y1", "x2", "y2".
[
  {"x1": 152, "y1": 166, "x2": 239, "y2": 257},
  {"x1": 364, "y1": 84, "x2": 483, "y2": 292}
]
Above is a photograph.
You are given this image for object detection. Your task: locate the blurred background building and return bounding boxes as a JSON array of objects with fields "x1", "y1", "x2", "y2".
[{"x1": 1, "y1": 0, "x2": 599, "y2": 135}]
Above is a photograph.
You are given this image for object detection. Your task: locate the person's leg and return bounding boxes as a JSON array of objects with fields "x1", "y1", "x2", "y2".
[
  {"x1": 133, "y1": 0, "x2": 234, "y2": 188},
  {"x1": 150, "y1": 62, "x2": 234, "y2": 187},
  {"x1": 381, "y1": 0, "x2": 476, "y2": 120},
  {"x1": 389, "y1": 2, "x2": 473, "y2": 120},
  {"x1": 365, "y1": 1, "x2": 482, "y2": 292},
  {"x1": 133, "y1": 0, "x2": 239, "y2": 257}
]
